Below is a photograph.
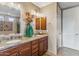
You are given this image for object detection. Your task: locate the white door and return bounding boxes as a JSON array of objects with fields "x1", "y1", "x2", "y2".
[
  {"x1": 63, "y1": 8, "x2": 75, "y2": 49},
  {"x1": 63, "y1": 7, "x2": 79, "y2": 50},
  {"x1": 73, "y1": 7, "x2": 79, "y2": 50}
]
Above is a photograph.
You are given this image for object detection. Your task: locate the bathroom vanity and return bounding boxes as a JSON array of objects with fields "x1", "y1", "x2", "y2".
[{"x1": 0, "y1": 35, "x2": 48, "y2": 56}]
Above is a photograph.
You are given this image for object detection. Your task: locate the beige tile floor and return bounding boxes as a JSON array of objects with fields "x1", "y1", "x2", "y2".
[
  {"x1": 43, "y1": 47, "x2": 79, "y2": 56},
  {"x1": 57, "y1": 47, "x2": 79, "y2": 56}
]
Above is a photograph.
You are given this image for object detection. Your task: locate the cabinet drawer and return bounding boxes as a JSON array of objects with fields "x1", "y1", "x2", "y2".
[
  {"x1": 19, "y1": 42, "x2": 31, "y2": 49},
  {"x1": 32, "y1": 40, "x2": 38, "y2": 45},
  {"x1": 39, "y1": 38, "x2": 45, "y2": 42}
]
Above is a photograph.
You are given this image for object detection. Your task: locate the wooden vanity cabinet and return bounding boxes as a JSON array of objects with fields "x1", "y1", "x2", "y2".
[{"x1": 0, "y1": 36, "x2": 48, "y2": 56}]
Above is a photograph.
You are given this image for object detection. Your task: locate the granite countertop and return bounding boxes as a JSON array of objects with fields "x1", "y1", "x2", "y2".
[{"x1": 0, "y1": 34, "x2": 48, "y2": 51}]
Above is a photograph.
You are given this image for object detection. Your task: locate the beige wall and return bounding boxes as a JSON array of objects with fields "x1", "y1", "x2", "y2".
[
  {"x1": 19, "y1": 2, "x2": 40, "y2": 35},
  {"x1": 40, "y1": 2, "x2": 57, "y2": 55}
]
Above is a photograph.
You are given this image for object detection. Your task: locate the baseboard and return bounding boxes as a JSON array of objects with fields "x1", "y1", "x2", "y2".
[{"x1": 45, "y1": 50, "x2": 57, "y2": 56}]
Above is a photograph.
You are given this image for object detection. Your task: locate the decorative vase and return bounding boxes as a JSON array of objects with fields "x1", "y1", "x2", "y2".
[{"x1": 24, "y1": 23, "x2": 34, "y2": 37}]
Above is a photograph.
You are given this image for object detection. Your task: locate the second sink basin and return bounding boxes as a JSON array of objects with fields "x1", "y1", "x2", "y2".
[{"x1": 6, "y1": 39, "x2": 22, "y2": 44}]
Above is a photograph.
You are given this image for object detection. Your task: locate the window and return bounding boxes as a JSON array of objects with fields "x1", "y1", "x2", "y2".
[
  {"x1": 0, "y1": 16, "x2": 15, "y2": 32},
  {"x1": 0, "y1": 16, "x2": 4, "y2": 31},
  {"x1": 8, "y1": 17, "x2": 15, "y2": 22},
  {"x1": 0, "y1": 16, "x2": 4, "y2": 21}
]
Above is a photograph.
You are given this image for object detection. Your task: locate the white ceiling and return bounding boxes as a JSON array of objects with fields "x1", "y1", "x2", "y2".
[
  {"x1": 32, "y1": 2, "x2": 52, "y2": 8},
  {"x1": 59, "y1": 2, "x2": 79, "y2": 9},
  {"x1": 32, "y1": 2, "x2": 79, "y2": 9}
]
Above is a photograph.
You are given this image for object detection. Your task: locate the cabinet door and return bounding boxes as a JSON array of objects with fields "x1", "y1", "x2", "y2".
[
  {"x1": 38, "y1": 37, "x2": 48, "y2": 56},
  {"x1": 38, "y1": 39, "x2": 44, "y2": 56},
  {"x1": 19, "y1": 42, "x2": 31, "y2": 56},
  {"x1": 0, "y1": 48, "x2": 18, "y2": 56},
  {"x1": 43, "y1": 38, "x2": 48, "y2": 53},
  {"x1": 31, "y1": 40, "x2": 38, "y2": 56}
]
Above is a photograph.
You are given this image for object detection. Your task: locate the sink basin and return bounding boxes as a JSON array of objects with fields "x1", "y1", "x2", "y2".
[
  {"x1": 0, "y1": 39, "x2": 22, "y2": 50},
  {"x1": 0, "y1": 45, "x2": 5, "y2": 49},
  {"x1": 6, "y1": 39, "x2": 22, "y2": 44},
  {"x1": 34, "y1": 34, "x2": 42, "y2": 36}
]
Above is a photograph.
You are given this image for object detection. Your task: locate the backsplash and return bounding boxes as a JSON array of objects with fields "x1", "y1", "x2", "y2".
[{"x1": 0, "y1": 34, "x2": 22, "y2": 43}]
